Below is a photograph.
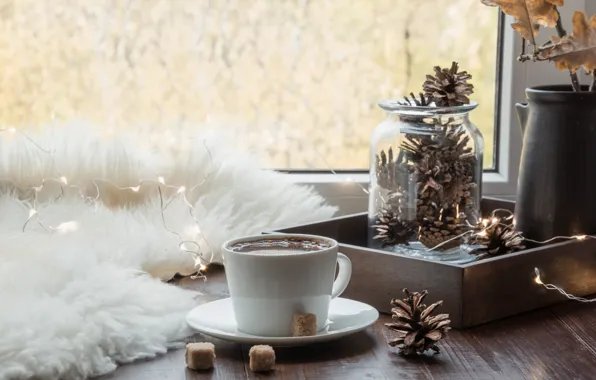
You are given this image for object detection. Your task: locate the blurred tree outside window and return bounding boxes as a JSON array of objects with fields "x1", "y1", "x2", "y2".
[{"x1": 0, "y1": 0, "x2": 499, "y2": 169}]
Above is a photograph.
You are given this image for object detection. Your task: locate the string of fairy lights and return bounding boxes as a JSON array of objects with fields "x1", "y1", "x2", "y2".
[
  {"x1": 1, "y1": 126, "x2": 595, "y2": 300},
  {"x1": 0, "y1": 126, "x2": 213, "y2": 279},
  {"x1": 340, "y1": 174, "x2": 596, "y2": 303},
  {"x1": 533, "y1": 268, "x2": 596, "y2": 303},
  {"x1": 426, "y1": 208, "x2": 591, "y2": 252}
]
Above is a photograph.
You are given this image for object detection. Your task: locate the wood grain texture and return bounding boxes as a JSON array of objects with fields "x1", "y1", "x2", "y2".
[{"x1": 100, "y1": 266, "x2": 596, "y2": 380}]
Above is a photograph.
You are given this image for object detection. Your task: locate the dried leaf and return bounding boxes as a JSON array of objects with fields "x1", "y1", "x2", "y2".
[
  {"x1": 538, "y1": 11, "x2": 596, "y2": 73},
  {"x1": 481, "y1": 0, "x2": 563, "y2": 45}
]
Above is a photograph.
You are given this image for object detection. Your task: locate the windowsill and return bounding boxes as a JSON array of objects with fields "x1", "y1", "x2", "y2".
[
  {"x1": 288, "y1": 171, "x2": 515, "y2": 216},
  {"x1": 286, "y1": 173, "x2": 369, "y2": 184},
  {"x1": 287, "y1": 171, "x2": 510, "y2": 185}
]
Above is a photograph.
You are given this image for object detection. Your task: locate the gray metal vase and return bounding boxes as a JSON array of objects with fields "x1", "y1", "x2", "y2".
[{"x1": 515, "y1": 85, "x2": 596, "y2": 241}]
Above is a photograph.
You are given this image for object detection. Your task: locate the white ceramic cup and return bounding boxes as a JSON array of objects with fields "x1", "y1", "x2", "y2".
[{"x1": 222, "y1": 233, "x2": 352, "y2": 337}]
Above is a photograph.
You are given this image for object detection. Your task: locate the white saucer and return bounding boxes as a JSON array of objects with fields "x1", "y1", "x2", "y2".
[{"x1": 186, "y1": 297, "x2": 379, "y2": 346}]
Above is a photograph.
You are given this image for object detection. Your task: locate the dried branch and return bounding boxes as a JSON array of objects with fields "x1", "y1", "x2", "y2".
[
  {"x1": 521, "y1": 37, "x2": 526, "y2": 57},
  {"x1": 554, "y1": 6, "x2": 581, "y2": 92},
  {"x1": 519, "y1": 40, "x2": 554, "y2": 62},
  {"x1": 404, "y1": 21, "x2": 413, "y2": 91},
  {"x1": 554, "y1": 7, "x2": 567, "y2": 37},
  {"x1": 570, "y1": 71, "x2": 581, "y2": 92},
  {"x1": 539, "y1": 40, "x2": 555, "y2": 49},
  {"x1": 482, "y1": 0, "x2": 561, "y2": 48},
  {"x1": 486, "y1": 2, "x2": 588, "y2": 91},
  {"x1": 518, "y1": 53, "x2": 534, "y2": 62}
]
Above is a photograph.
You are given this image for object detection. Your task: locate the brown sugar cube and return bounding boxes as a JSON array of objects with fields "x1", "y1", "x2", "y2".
[
  {"x1": 292, "y1": 313, "x2": 317, "y2": 337},
  {"x1": 249, "y1": 345, "x2": 276, "y2": 372},
  {"x1": 185, "y1": 342, "x2": 215, "y2": 370}
]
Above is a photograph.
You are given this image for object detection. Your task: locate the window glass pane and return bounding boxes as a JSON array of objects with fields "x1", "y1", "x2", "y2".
[{"x1": 0, "y1": 0, "x2": 498, "y2": 169}]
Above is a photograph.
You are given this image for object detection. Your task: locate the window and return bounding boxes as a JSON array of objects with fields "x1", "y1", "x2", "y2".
[
  {"x1": 1, "y1": 0, "x2": 498, "y2": 167},
  {"x1": 5, "y1": 0, "x2": 557, "y2": 206}
]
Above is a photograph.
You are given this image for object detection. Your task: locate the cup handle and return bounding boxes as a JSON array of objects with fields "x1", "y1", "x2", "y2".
[{"x1": 331, "y1": 253, "x2": 352, "y2": 299}]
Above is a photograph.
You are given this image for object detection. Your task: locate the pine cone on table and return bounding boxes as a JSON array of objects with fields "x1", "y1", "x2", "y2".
[
  {"x1": 423, "y1": 62, "x2": 474, "y2": 107},
  {"x1": 386, "y1": 289, "x2": 451, "y2": 355}
]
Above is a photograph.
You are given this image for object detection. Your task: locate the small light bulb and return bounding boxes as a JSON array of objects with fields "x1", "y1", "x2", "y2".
[
  {"x1": 130, "y1": 186, "x2": 140, "y2": 192},
  {"x1": 576, "y1": 235, "x2": 587, "y2": 240},
  {"x1": 477, "y1": 230, "x2": 487, "y2": 237},
  {"x1": 177, "y1": 186, "x2": 186, "y2": 194},
  {"x1": 534, "y1": 268, "x2": 543, "y2": 285},
  {"x1": 60, "y1": 176, "x2": 68, "y2": 185},
  {"x1": 29, "y1": 209, "x2": 37, "y2": 218},
  {"x1": 482, "y1": 219, "x2": 489, "y2": 227},
  {"x1": 8, "y1": 127, "x2": 16, "y2": 133},
  {"x1": 199, "y1": 264, "x2": 207, "y2": 271},
  {"x1": 491, "y1": 217, "x2": 499, "y2": 224},
  {"x1": 184, "y1": 224, "x2": 201, "y2": 236},
  {"x1": 157, "y1": 176, "x2": 165, "y2": 184}
]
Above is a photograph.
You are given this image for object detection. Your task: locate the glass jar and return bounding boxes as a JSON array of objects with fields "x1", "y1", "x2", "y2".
[{"x1": 367, "y1": 100, "x2": 483, "y2": 263}]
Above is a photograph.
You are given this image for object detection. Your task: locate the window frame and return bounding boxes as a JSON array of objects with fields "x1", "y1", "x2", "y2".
[
  {"x1": 288, "y1": 4, "x2": 590, "y2": 214},
  {"x1": 589, "y1": 1, "x2": 596, "y2": 16}
]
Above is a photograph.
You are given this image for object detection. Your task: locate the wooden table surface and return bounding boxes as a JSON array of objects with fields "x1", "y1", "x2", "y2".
[{"x1": 101, "y1": 267, "x2": 596, "y2": 380}]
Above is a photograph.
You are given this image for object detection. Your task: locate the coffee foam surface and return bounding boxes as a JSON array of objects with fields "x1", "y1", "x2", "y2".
[{"x1": 230, "y1": 237, "x2": 331, "y2": 254}]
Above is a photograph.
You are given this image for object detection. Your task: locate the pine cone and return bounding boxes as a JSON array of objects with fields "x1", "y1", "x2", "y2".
[
  {"x1": 417, "y1": 211, "x2": 467, "y2": 250},
  {"x1": 397, "y1": 92, "x2": 430, "y2": 106},
  {"x1": 402, "y1": 124, "x2": 476, "y2": 206},
  {"x1": 423, "y1": 62, "x2": 474, "y2": 107},
  {"x1": 470, "y1": 217, "x2": 525, "y2": 256},
  {"x1": 376, "y1": 148, "x2": 399, "y2": 189},
  {"x1": 373, "y1": 208, "x2": 415, "y2": 246},
  {"x1": 385, "y1": 289, "x2": 451, "y2": 355},
  {"x1": 400, "y1": 120, "x2": 477, "y2": 250}
]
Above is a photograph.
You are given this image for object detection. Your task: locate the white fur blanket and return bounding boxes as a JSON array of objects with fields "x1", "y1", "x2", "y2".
[{"x1": 0, "y1": 127, "x2": 336, "y2": 379}]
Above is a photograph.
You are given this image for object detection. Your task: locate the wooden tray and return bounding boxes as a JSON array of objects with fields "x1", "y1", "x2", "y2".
[{"x1": 274, "y1": 198, "x2": 596, "y2": 328}]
